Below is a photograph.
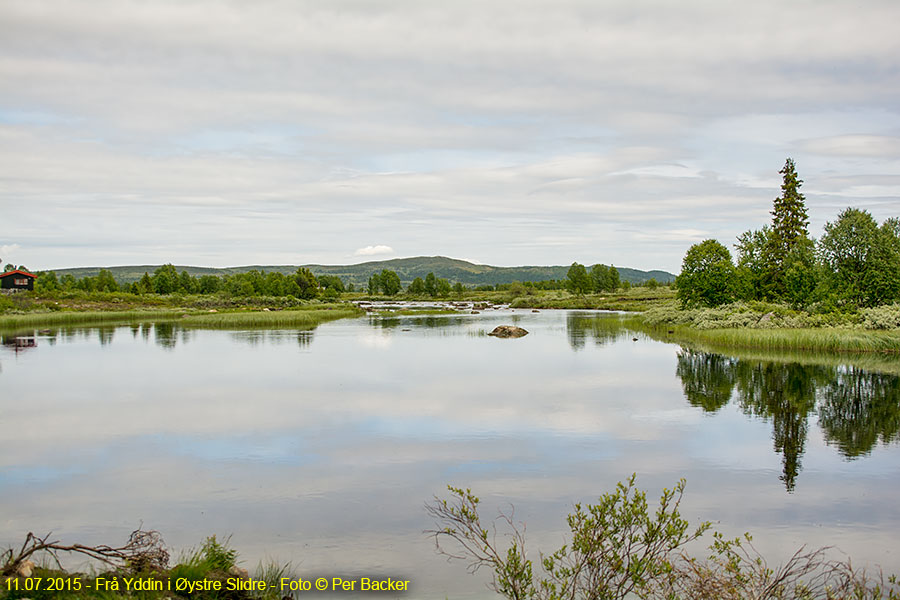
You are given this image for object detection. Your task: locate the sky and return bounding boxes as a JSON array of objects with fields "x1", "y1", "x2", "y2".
[{"x1": 1, "y1": 0, "x2": 899, "y2": 273}]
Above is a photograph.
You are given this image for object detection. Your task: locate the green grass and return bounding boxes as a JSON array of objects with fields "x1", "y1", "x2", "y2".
[
  {"x1": 630, "y1": 318, "x2": 900, "y2": 355},
  {"x1": 0, "y1": 310, "x2": 185, "y2": 333},
  {"x1": 180, "y1": 307, "x2": 362, "y2": 328},
  {"x1": 0, "y1": 305, "x2": 363, "y2": 334}
]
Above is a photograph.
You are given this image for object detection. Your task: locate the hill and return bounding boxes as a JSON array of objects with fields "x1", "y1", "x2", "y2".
[{"x1": 49, "y1": 257, "x2": 676, "y2": 286}]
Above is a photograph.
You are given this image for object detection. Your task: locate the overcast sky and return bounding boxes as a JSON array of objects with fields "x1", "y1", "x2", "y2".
[{"x1": 2, "y1": 0, "x2": 899, "y2": 272}]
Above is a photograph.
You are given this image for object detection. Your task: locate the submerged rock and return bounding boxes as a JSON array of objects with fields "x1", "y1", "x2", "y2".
[{"x1": 488, "y1": 325, "x2": 529, "y2": 338}]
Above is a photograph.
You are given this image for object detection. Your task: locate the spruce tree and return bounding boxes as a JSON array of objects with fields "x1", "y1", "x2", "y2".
[
  {"x1": 769, "y1": 158, "x2": 809, "y2": 264},
  {"x1": 764, "y1": 158, "x2": 810, "y2": 298}
]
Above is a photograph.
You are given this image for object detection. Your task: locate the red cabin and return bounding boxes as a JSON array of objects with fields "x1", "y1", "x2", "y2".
[{"x1": 0, "y1": 269, "x2": 37, "y2": 291}]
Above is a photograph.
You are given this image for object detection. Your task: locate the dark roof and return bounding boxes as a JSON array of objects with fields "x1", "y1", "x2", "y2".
[{"x1": 0, "y1": 269, "x2": 37, "y2": 278}]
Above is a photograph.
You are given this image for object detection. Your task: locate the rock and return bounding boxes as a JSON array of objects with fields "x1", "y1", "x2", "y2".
[
  {"x1": 208, "y1": 309, "x2": 218, "y2": 313},
  {"x1": 16, "y1": 559, "x2": 35, "y2": 578},
  {"x1": 228, "y1": 565, "x2": 249, "y2": 579},
  {"x1": 471, "y1": 310, "x2": 480, "y2": 314},
  {"x1": 487, "y1": 325, "x2": 529, "y2": 338},
  {"x1": 531, "y1": 309, "x2": 539, "y2": 313}
]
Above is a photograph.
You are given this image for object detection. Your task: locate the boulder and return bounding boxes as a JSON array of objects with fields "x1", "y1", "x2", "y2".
[{"x1": 488, "y1": 325, "x2": 529, "y2": 338}]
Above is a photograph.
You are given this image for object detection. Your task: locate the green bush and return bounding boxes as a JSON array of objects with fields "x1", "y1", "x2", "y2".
[{"x1": 861, "y1": 304, "x2": 900, "y2": 330}]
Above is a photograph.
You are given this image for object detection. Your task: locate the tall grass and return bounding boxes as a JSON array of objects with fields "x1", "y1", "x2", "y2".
[
  {"x1": 180, "y1": 307, "x2": 361, "y2": 328},
  {"x1": 0, "y1": 306, "x2": 363, "y2": 333},
  {"x1": 0, "y1": 310, "x2": 184, "y2": 332},
  {"x1": 630, "y1": 318, "x2": 900, "y2": 355}
]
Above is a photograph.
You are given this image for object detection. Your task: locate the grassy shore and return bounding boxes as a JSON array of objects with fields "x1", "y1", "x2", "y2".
[{"x1": 0, "y1": 304, "x2": 363, "y2": 334}]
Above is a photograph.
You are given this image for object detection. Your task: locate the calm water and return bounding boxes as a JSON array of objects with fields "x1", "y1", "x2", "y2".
[{"x1": 2, "y1": 310, "x2": 899, "y2": 598}]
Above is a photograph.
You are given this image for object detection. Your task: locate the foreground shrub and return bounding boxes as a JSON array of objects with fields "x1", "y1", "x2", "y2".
[{"x1": 428, "y1": 476, "x2": 900, "y2": 600}]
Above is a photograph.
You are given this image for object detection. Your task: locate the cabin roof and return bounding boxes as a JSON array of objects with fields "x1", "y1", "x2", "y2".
[{"x1": 0, "y1": 270, "x2": 37, "y2": 279}]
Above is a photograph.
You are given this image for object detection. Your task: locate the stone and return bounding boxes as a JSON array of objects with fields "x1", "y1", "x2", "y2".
[
  {"x1": 487, "y1": 325, "x2": 529, "y2": 338},
  {"x1": 228, "y1": 565, "x2": 249, "y2": 579},
  {"x1": 16, "y1": 560, "x2": 35, "y2": 578}
]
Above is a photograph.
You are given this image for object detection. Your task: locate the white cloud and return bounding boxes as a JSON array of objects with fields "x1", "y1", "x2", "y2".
[
  {"x1": 0, "y1": 0, "x2": 899, "y2": 272},
  {"x1": 354, "y1": 245, "x2": 395, "y2": 257}
]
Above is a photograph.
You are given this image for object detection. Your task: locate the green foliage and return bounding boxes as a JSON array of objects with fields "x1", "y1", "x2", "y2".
[
  {"x1": 152, "y1": 264, "x2": 179, "y2": 294},
  {"x1": 566, "y1": 262, "x2": 592, "y2": 296},
  {"x1": 435, "y1": 277, "x2": 452, "y2": 297},
  {"x1": 317, "y1": 274, "x2": 345, "y2": 292},
  {"x1": 379, "y1": 269, "x2": 402, "y2": 296},
  {"x1": 734, "y1": 226, "x2": 772, "y2": 300},
  {"x1": 430, "y1": 478, "x2": 900, "y2": 600},
  {"x1": 429, "y1": 476, "x2": 710, "y2": 600},
  {"x1": 767, "y1": 158, "x2": 810, "y2": 272},
  {"x1": 591, "y1": 263, "x2": 620, "y2": 292},
  {"x1": 676, "y1": 240, "x2": 735, "y2": 308},
  {"x1": 408, "y1": 276, "x2": 426, "y2": 295},
  {"x1": 368, "y1": 272, "x2": 381, "y2": 295},
  {"x1": 294, "y1": 267, "x2": 319, "y2": 299},
  {"x1": 424, "y1": 272, "x2": 437, "y2": 296}
]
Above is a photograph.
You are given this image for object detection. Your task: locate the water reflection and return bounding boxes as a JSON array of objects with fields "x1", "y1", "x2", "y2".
[
  {"x1": 1, "y1": 333, "x2": 37, "y2": 354},
  {"x1": 675, "y1": 350, "x2": 736, "y2": 413},
  {"x1": 565, "y1": 312, "x2": 629, "y2": 351},
  {"x1": 819, "y1": 367, "x2": 900, "y2": 458},
  {"x1": 675, "y1": 350, "x2": 900, "y2": 491}
]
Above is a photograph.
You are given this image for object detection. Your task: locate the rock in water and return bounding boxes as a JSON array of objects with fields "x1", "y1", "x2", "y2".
[{"x1": 488, "y1": 325, "x2": 529, "y2": 338}]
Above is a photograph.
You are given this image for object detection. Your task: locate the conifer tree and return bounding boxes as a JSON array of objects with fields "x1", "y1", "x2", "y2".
[
  {"x1": 764, "y1": 158, "x2": 810, "y2": 298},
  {"x1": 768, "y1": 158, "x2": 809, "y2": 266}
]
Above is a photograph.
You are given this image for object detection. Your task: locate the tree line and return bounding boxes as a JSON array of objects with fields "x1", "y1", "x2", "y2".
[
  {"x1": 676, "y1": 158, "x2": 900, "y2": 309},
  {"x1": 33, "y1": 265, "x2": 345, "y2": 300}
]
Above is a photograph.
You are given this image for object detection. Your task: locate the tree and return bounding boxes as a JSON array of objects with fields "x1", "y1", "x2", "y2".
[
  {"x1": 764, "y1": 158, "x2": 810, "y2": 297},
  {"x1": 136, "y1": 272, "x2": 153, "y2": 294},
  {"x1": 676, "y1": 240, "x2": 735, "y2": 308},
  {"x1": 96, "y1": 269, "x2": 119, "y2": 293},
  {"x1": 769, "y1": 158, "x2": 809, "y2": 259},
  {"x1": 35, "y1": 271, "x2": 60, "y2": 292},
  {"x1": 379, "y1": 269, "x2": 401, "y2": 296},
  {"x1": 863, "y1": 217, "x2": 900, "y2": 306},
  {"x1": 408, "y1": 276, "x2": 425, "y2": 295},
  {"x1": 818, "y1": 208, "x2": 880, "y2": 306},
  {"x1": 590, "y1": 263, "x2": 620, "y2": 292},
  {"x1": 424, "y1": 272, "x2": 437, "y2": 297},
  {"x1": 453, "y1": 281, "x2": 465, "y2": 296},
  {"x1": 152, "y1": 264, "x2": 179, "y2": 294},
  {"x1": 294, "y1": 267, "x2": 319, "y2": 299},
  {"x1": 566, "y1": 262, "x2": 592, "y2": 296},
  {"x1": 435, "y1": 277, "x2": 452, "y2": 297},
  {"x1": 734, "y1": 226, "x2": 772, "y2": 300},
  {"x1": 367, "y1": 272, "x2": 381, "y2": 295},
  {"x1": 198, "y1": 275, "x2": 220, "y2": 294}
]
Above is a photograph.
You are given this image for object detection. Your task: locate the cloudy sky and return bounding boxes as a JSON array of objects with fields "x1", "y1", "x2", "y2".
[{"x1": 2, "y1": 0, "x2": 899, "y2": 272}]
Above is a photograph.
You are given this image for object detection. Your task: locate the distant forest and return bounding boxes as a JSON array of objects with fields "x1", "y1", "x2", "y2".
[{"x1": 43, "y1": 256, "x2": 675, "y2": 288}]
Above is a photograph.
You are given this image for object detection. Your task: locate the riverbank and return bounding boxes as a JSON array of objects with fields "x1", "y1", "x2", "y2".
[
  {"x1": 628, "y1": 301, "x2": 900, "y2": 354},
  {"x1": 0, "y1": 303, "x2": 363, "y2": 334}
]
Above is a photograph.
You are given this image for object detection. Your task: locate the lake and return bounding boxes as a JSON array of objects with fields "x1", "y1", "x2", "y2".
[{"x1": 1, "y1": 309, "x2": 899, "y2": 598}]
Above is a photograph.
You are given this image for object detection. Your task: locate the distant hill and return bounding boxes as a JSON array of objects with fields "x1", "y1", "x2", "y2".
[{"x1": 50, "y1": 256, "x2": 676, "y2": 286}]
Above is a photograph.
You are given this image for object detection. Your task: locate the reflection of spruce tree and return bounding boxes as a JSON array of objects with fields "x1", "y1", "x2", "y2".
[
  {"x1": 675, "y1": 350, "x2": 736, "y2": 413},
  {"x1": 734, "y1": 361, "x2": 824, "y2": 492},
  {"x1": 818, "y1": 367, "x2": 900, "y2": 458}
]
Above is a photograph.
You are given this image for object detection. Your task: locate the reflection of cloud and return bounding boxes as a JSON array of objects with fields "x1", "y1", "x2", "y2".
[
  {"x1": 354, "y1": 245, "x2": 394, "y2": 257},
  {"x1": 358, "y1": 331, "x2": 394, "y2": 349}
]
